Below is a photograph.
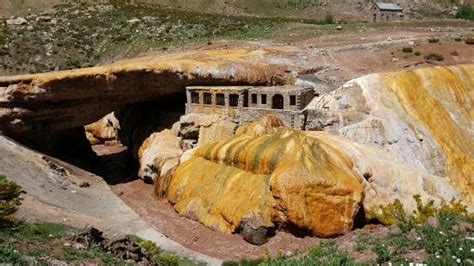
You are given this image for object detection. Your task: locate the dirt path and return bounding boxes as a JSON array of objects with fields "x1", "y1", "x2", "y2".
[
  {"x1": 0, "y1": 135, "x2": 221, "y2": 265},
  {"x1": 111, "y1": 180, "x2": 322, "y2": 261}
]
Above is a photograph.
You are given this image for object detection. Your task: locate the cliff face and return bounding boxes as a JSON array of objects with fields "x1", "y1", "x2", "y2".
[
  {"x1": 312, "y1": 64, "x2": 474, "y2": 207},
  {"x1": 0, "y1": 47, "x2": 314, "y2": 135}
]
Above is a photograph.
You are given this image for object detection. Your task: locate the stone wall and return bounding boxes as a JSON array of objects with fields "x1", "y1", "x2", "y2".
[{"x1": 240, "y1": 108, "x2": 306, "y2": 129}]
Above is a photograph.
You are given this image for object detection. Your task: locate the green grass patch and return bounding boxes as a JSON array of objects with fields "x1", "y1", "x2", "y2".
[{"x1": 456, "y1": 5, "x2": 474, "y2": 21}]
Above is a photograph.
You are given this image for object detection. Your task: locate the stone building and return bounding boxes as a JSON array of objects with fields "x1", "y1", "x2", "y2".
[
  {"x1": 185, "y1": 86, "x2": 315, "y2": 129},
  {"x1": 371, "y1": 2, "x2": 404, "y2": 22}
]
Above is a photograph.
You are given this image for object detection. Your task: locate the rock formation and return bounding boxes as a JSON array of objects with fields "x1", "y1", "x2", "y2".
[
  {"x1": 308, "y1": 64, "x2": 473, "y2": 208},
  {"x1": 156, "y1": 114, "x2": 462, "y2": 244},
  {"x1": 151, "y1": 64, "x2": 472, "y2": 244},
  {"x1": 138, "y1": 129, "x2": 183, "y2": 184},
  {"x1": 0, "y1": 47, "x2": 315, "y2": 135},
  {"x1": 157, "y1": 116, "x2": 365, "y2": 243},
  {"x1": 85, "y1": 112, "x2": 120, "y2": 145}
]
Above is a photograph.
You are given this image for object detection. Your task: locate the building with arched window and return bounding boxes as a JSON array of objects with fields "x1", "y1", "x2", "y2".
[{"x1": 185, "y1": 86, "x2": 315, "y2": 129}]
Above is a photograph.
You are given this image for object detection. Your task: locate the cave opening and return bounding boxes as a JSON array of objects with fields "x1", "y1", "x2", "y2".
[
  {"x1": 9, "y1": 92, "x2": 187, "y2": 185},
  {"x1": 88, "y1": 92, "x2": 187, "y2": 185}
]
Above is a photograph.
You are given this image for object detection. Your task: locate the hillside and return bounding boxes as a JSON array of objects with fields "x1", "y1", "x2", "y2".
[{"x1": 1, "y1": 0, "x2": 473, "y2": 19}]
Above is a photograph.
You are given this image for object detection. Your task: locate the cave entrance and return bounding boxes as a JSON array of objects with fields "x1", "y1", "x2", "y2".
[{"x1": 88, "y1": 93, "x2": 187, "y2": 184}]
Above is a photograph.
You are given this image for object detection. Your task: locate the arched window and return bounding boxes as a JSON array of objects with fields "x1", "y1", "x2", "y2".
[{"x1": 272, "y1": 94, "x2": 284, "y2": 109}]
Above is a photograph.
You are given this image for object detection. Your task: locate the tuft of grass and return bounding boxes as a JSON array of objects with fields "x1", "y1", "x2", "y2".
[
  {"x1": 402, "y1": 47, "x2": 413, "y2": 53},
  {"x1": 0, "y1": 244, "x2": 22, "y2": 263},
  {"x1": 428, "y1": 38, "x2": 439, "y2": 43},
  {"x1": 414, "y1": 51, "x2": 421, "y2": 56},
  {"x1": 424, "y1": 53, "x2": 444, "y2": 61},
  {"x1": 466, "y1": 37, "x2": 474, "y2": 45}
]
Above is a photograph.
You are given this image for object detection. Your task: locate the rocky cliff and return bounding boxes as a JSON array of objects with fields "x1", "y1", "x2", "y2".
[
  {"x1": 310, "y1": 64, "x2": 473, "y2": 207},
  {"x1": 0, "y1": 47, "x2": 314, "y2": 135}
]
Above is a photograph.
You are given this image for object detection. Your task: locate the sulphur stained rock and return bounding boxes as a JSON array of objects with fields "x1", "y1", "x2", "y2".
[
  {"x1": 85, "y1": 112, "x2": 120, "y2": 145},
  {"x1": 235, "y1": 114, "x2": 284, "y2": 137},
  {"x1": 138, "y1": 129, "x2": 183, "y2": 184},
  {"x1": 159, "y1": 127, "x2": 365, "y2": 241},
  {"x1": 310, "y1": 64, "x2": 474, "y2": 208},
  {"x1": 307, "y1": 132, "x2": 461, "y2": 216}
]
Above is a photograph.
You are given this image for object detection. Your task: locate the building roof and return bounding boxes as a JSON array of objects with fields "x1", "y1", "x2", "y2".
[
  {"x1": 374, "y1": 3, "x2": 403, "y2": 11},
  {"x1": 186, "y1": 86, "x2": 251, "y2": 92},
  {"x1": 248, "y1": 86, "x2": 312, "y2": 94}
]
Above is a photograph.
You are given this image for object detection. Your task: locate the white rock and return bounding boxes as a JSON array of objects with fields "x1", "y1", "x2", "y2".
[
  {"x1": 6, "y1": 17, "x2": 28, "y2": 25},
  {"x1": 127, "y1": 18, "x2": 141, "y2": 24}
]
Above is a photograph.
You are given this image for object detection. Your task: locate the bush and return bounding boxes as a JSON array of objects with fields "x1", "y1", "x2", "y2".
[
  {"x1": 414, "y1": 51, "x2": 421, "y2": 56},
  {"x1": 0, "y1": 244, "x2": 22, "y2": 263},
  {"x1": 424, "y1": 53, "x2": 444, "y2": 61},
  {"x1": 428, "y1": 38, "x2": 439, "y2": 43},
  {"x1": 451, "y1": 50, "x2": 459, "y2": 56},
  {"x1": 456, "y1": 5, "x2": 474, "y2": 21},
  {"x1": 402, "y1": 47, "x2": 413, "y2": 53},
  {"x1": 466, "y1": 37, "x2": 474, "y2": 45},
  {"x1": 323, "y1": 12, "x2": 335, "y2": 24},
  {"x1": 454, "y1": 37, "x2": 462, "y2": 42},
  {"x1": 0, "y1": 175, "x2": 23, "y2": 225}
]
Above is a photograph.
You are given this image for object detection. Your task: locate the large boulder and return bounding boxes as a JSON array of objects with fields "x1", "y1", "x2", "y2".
[
  {"x1": 157, "y1": 124, "x2": 461, "y2": 244},
  {"x1": 85, "y1": 112, "x2": 120, "y2": 145},
  {"x1": 158, "y1": 126, "x2": 365, "y2": 241},
  {"x1": 173, "y1": 114, "x2": 238, "y2": 149},
  {"x1": 138, "y1": 129, "x2": 183, "y2": 184}
]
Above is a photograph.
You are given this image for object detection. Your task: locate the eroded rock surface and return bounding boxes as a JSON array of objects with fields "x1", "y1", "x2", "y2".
[
  {"x1": 308, "y1": 64, "x2": 474, "y2": 207},
  {"x1": 154, "y1": 65, "x2": 472, "y2": 244},
  {"x1": 0, "y1": 47, "x2": 316, "y2": 134},
  {"x1": 157, "y1": 117, "x2": 365, "y2": 241},
  {"x1": 138, "y1": 129, "x2": 183, "y2": 184}
]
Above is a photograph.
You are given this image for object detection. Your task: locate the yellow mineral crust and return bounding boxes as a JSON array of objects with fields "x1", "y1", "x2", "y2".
[
  {"x1": 381, "y1": 65, "x2": 474, "y2": 204},
  {"x1": 162, "y1": 128, "x2": 364, "y2": 237}
]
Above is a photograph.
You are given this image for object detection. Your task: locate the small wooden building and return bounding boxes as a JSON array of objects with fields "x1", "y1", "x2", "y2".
[{"x1": 371, "y1": 3, "x2": 404, "y2": 22}]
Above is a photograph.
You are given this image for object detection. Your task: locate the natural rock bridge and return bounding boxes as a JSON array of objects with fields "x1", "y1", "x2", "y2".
[{"x1": 0, "y1": 47, "x2": 318, "y2": 135}]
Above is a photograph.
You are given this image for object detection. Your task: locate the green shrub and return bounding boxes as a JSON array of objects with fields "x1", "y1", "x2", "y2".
[
  {"x1": 373, "y1": 245, "x2": 391, "y2": 264},
  {"x1": 466, "y1": 37, "x2": 474, "y2": 45},
  {"x1": 424, "y1": 53, "x2": 444, "y2": 61},
  {"x1": 456, "y1": 5, "x2": 474, "y2": 21},
  {"x1": 454, "y1": 37, "x2": 462, "y2": 42},
  {"x1": 451, "y1": 50, "x2": 459, "y2": 56},
  {"x1": 0, "y1": 244, "x2": 22, "y2": 263},
  {"x1": 323, "y1": 12, "x2": 335, "y2": 24},
  {"x1": 402, "y1": 47, "x2": 413, "y2": 53},
  {"x1": 414, "y1": 51, "x2": 421, "y2": 56},
  {"x1": 0, "y1": 175, "x2": 23, "y2": 225},
  {"x1": 428, "y1": 38, "x2": 439, "y2": 43}
]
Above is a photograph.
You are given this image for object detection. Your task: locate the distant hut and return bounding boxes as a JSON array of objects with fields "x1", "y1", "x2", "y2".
[{"x1": 371, "y1": 3, "x2": 404, "y2": 22}]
